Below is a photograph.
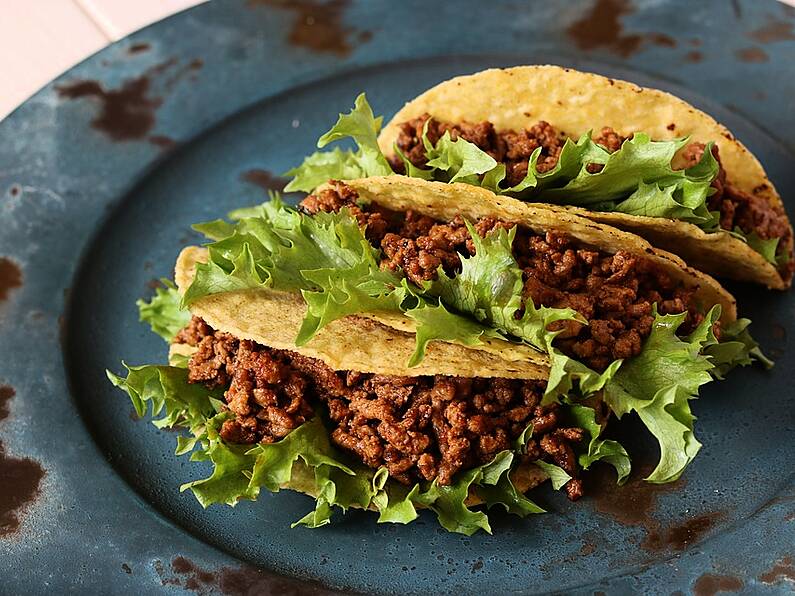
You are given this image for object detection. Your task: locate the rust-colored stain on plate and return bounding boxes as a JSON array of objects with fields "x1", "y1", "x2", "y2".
[
  {"x1": 154, "y1": 556, "x2": 339, "y2": 595},
  {"x1": 642, "y1": 511, "x2": 724, "y2": 551},
  {"x1": 0, "y1": 258, "x2": 23, "y2": 302},
  {"x1": 128, "y1": 43, "x2": 152, "y2": 55},
  {"x1": 56, "y1": 77, "x2": 163, "y2": 141},
  {"x1": 0, "y1": 386, "x2": 46, "y2": 538},
  {"x1": 735, "y1": 47, "x2": 770, "y2": 63},
  {"x1": 684, "y1": 50, "x2": 704, "y2": 63},
  {"x1": 240, "y1": 169, "x2": 288, "y2": 193},
  {"x1": 0, "y1": 386, "x2": 14, "y2": 421},
  {"x1": 647, "y1": 32, "x2": 677, "y2": 47},
  {"x1": 588, "y1": 460, "x2": 719, "y2": 552},
  {"x1": 249, "y1": 0, "x2": 371, "y2": 57},
  {"x1": 588, "y1": 461, "x2": 685, "y2": 527},
  {"x1": 692, "y1": 573, "x2": 744, "y2": 596},
  {"x1": 759, "y1": 555, "x2": 795, "y2": 585},
  {"x1": 149, "y1": 135, "x2": 177, "y2": 150},
  {"x1": 56, "y1": 59, "x2": 202, "y2": 141},
  {"x1": 566, "y1": 0, "x2": 642, "y2": 57},
  {"x1": 566, "y1": 0, "x2": 684, "y2": 57},
  {"x1": 748, "y1": 18, "x2": 795, "y2": 43}
]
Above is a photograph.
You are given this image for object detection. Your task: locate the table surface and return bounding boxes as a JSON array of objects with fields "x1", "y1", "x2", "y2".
[{"x1": 1, "y1": 0, "x2": 205, "y2": 120}]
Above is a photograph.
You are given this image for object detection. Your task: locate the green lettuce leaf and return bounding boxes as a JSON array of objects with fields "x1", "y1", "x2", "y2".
[
  {"x1": 106, "y1": 363, "x2": 218, "y2": 425},
  {"x1": 371, "y1": 468, "x2": 421, "y2": 524},
  {"x1": 741, "y1": 228, "x2": 781, "y2": 266},
  {"x1": 534, "y1": 461, "x2": 572, "y2": 490},
  {"x1": 705, "y1": 317, "x2": 773, "y2": 379},
  {"x1": 424, "y1": 131, "x2": 498, "y2": 184},
  {"x1": 540, "y1": 135, "x2": 717, "y2": 207},
  {"x1": 565, "y1": 402, "x2": 631, "y2": 483},
  {"x1": 137, "y1": 280, "x2": 191, "y2": 342},
  {"x1": 108, "y1": 363, "x2": 382, "y2": 521},
  {"x1": 181, "y1": 420, "x2": 261, "y2": 507},
  {"x1": 602, "y1": 308, "x2": 718, "y2": 483},
  {"x1": 404, "y1": 301, "x2": 504, "y2": 367},
  {"x1": 425, "y1": 221, "x2": 602, "y2": 401},
  {"x1": 608, "y1": 180, "x2": 716, "y2": 225},
  {"x1": 415, "y1": 451, "x2": 539, "y2": 536},
  {"x1": 476, "y1": 473, "x2": 546, "y2": 517},
  {"x1": 183, "y1": 197, "x2": 385, "y2": 307},
  {"x1": 284, "y1": 93, "x2": 393, "y2": 192}
]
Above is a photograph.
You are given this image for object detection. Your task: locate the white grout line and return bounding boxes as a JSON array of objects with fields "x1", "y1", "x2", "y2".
[{"x1": 73, "y1": 0, "x2": 121, "y2": 40}]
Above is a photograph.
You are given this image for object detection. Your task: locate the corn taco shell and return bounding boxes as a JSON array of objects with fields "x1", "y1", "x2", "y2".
[
  {"x1": 378, "y1": 65, "x2": 792, "y2": 289},
  {"x1": 175, "y1": 246, "x2": 550, "y2": 380},
  {"x1": 173, "y1": 247, "x2": 555, "y2": 509},
  {"x1": 339, "y1": 176, "x2": 737, "y2": 324}
]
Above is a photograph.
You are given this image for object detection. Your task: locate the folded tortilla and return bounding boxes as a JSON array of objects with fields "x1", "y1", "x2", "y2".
[
  {"x1": 173, "y1": 247, "x2": 553, "y2": 503},
  {"x1": 377, "y1": 65, "x2": 792, "y2": 289},
  {"x1": 175, "y1": 246, "x2": 550, "y2": 380},
  {"x1": 340, "y1": 176, "x2": 737, "y2": 324}
]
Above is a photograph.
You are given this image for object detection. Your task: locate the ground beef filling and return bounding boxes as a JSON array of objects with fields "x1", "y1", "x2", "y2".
[
  {"x1": 391, "y1": 115, "x2": 792, "y2": 272},
  {"x1": 301, "y1": 183, "x2": 708, "y2": 371},
  {"x1": 176, "y1": 316, "x2": 587, "y2": 499},
  {"x1": 680, "y1": 142, "x2": 794, "y2": 275}
]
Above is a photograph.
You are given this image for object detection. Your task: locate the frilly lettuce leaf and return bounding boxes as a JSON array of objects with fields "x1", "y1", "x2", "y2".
[
  {"x1": 603, "y1": 308, "x2": 718, "y2": 483},
  {"x1": 283, "y1": 93, "x2": 393, "y2": 193},
  {"x1": 739, "y1": 228, "x2": 781, "y2": 266},
  {"x1": 107, "y1": 363, "x2": 380, "y2": 520},
  {"x1": 183, "y1": 197, "x2": 384, "y2": 307},
  {"x1": 414, "y1": 451, "x2": 543, "y2": 535},
  {"x1": 427, "y1": 223, "x2": 578, "y2": 359},
  {"x1": 404, "y1": 301, "x2": 504, "y2": 367},
  {"x1": 424, "y1": 130, "x2": 498, "y2": 184},
  {"x1": 533, "y1": 461, "x2": 572, "y2": 491},
  {"x1": 705, "y1": 317, "x2": 773, "y2": 379},
  {"x1": 565, "y1": 402, "x2": 631, "y2": 483},
  {"x1": 137, "y1": 280, "x2": 191, "y2": 342},
  {"x1": 608, "y1": 179, "x2": 716, "y2": 225},
  {"x1": 371, "y1": 468, "x2": 421, "y2": 524},
  {"x1": 539, "y1": 135, "x2": 717, "y2": 205}
]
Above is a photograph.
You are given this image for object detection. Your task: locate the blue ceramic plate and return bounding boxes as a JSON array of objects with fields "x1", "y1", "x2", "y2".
[{"x1": 2, "y1": 1, "x2": 794, "y2": 593}]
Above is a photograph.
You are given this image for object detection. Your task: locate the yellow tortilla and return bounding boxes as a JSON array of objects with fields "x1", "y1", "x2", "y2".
[
  {"x1": 378, "y1": 65, "x2": 792, "y2": 290},
  {"x1": 175, "y1": 246, "x2": 550, "y2": 380},
  {"x1": 341, "y1": 176, "x2": 737, "y2": 324},
  {"x1": 174, "y1": 246, "x2": 552, "y2": 505}
]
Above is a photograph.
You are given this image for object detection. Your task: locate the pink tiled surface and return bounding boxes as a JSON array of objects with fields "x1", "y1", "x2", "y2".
[
  {"x1": 0, "y1": 0, "x2": 205, "y2": 119},
  {"x1": 74, "y1": 0, "x2": 202, "y2": 40},
  {"x1": 1, "y1": 0, "x2": 794, "y2": 120}
]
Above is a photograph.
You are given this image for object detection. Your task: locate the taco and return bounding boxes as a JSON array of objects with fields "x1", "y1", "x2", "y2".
[
  {"x1": 109, "y1": 175, "x2": 768, "y2": 534},
  {"x1": 285, "y1": 66, "x2": 793, "y2": 289}
]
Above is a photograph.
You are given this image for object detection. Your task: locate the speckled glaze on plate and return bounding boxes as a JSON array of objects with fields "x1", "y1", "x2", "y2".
[{"x1": 1, "y1": 1, "x2": 794, "y2": 594}]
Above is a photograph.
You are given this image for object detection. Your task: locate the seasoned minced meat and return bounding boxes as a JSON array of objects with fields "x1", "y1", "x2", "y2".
[
  {"x1": 299, "y1": 181, "x2": 389, "y2": 244},
  {"x1": 391, "y1": 114, "x2": 564, "y2": 186},
  {"x1": 301, "y1": 184, "x2": 708, "y2": 371},
  {"x1": 681, "y1": 142, "x2": 794, "y2": 274},
  {"x1": 390, "y1": 116, "x2": 792, "y2": 271},
  {"x1": 176, "y1": 317, "x2": 586, "y2": 498}
]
